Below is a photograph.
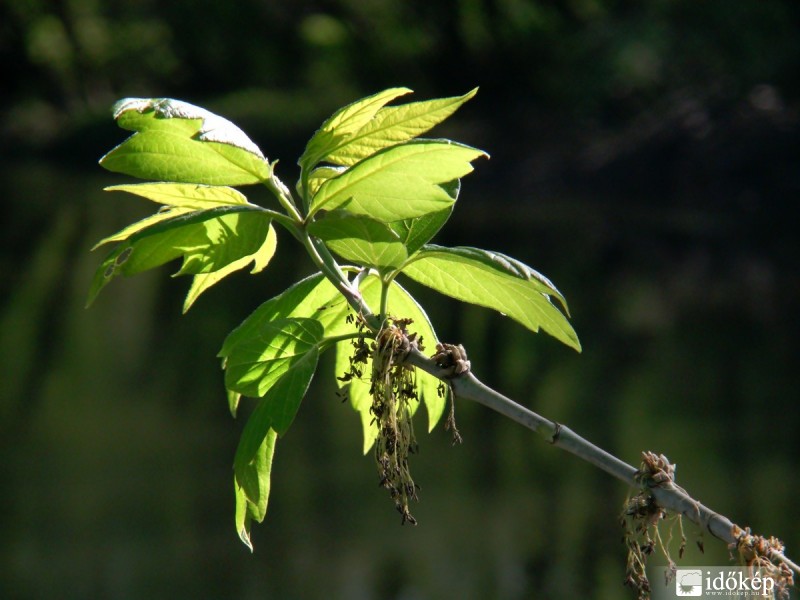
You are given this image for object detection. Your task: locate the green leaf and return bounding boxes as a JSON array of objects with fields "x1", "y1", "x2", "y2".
[
  {"x1": 183, "y1": 221, "x2": 278, "y2": 312},
  {"x1": 299, "y1": 165, "x2": 346, "y2": 199},
  {"x1": 227, "y1": 319, "x2": 321, "y2": 548},
  {"x1": 299, "y1": 87, "x2": 412, "y2": 171},
  {"x1": 220, "y1": 272, "x2": 399, "y2": 364},
  {"x1": 227, "y1": 388, "x2": 242, "y2": 418},
  {"x1": 223, "y1": 271, "x2": 444, "y2": 451},
  {"x1": 92, "y1": 208, "x2": 192, "y2": 250},
  {"x1": 234, "y1": 427, "x2": 277, "y2": 552},
  {"x1": 86, "y1": 207, "x2": 272, "y2": 307},
  {"x1": 100, "y1": 98, "x2": 270, "y2": 185},
  {"x1": 93, "y1": 183, "x2": 251, "y2": 249},
  {"x1": 327, "y1": 88, "x2": 479, "y2": 166},
  {"x1": 222, "y1": 317, "x2": 323, "y2": 399},
  {"x1": 402, "y1": 245, "x2": 581, "y2": 351},
  {"x1": 308, "y1": 212, "x2": 408, "y2": 270},
  {"x1": 220, "y1": 274, "x2": 352, "y2": 365},
  {"x1": 334, "y1": 340, "x2": 376, "y2": 453},
  {"x1": 92, "y1": 184, "x2": 276, "y2": 311},
  {"x1": 106, "y1": 182, "x2": 250, "y2": 208},
  {"x1": 385, "y1": 180, "x2": 457, "y2": 255},
  {"x1": 232, "y1": 345, "x2": 317, "y2": 550},
  {"x1": 389, "y1": 206, "x2": 454, "y2": 256},
  {"x1": 310, "y1": 140, "x2": 487, "y2": 222},
  {"x1": 388, "y1": 178, "x2": 454, "y2": 243},
  {"x1": 219, "y1": 272, "x2": 353, "y2": 420},
  {"x1": 235, "y1": 348, "x2": 319, "y2": 458}
]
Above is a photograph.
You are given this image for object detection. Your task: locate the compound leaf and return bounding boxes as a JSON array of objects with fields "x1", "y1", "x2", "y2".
[
  {"x1": 100, "y1": 98, "x2": 270, "y2": 185},
  {"x1": 310, "y1": 140, "x2": 487, "y2": 222},
  {"x1": 221, "y1": 273, "x2": 385, "y2": 385},
  {"x1": 402, "y1": 245, "x2": 581, "y2": 351}
]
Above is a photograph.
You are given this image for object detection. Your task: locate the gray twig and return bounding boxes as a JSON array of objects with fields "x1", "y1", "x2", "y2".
[{"x1": 403, "y1": 345, "x2": 800, "y2": 578}]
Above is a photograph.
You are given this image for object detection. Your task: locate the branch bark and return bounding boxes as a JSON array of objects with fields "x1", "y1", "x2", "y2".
[{"x1": 404, "y1": 346, "x2": 800, "y2": 579}]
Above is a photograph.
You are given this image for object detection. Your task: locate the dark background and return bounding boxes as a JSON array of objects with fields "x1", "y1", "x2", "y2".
[{"x1": 1, "y1": 1, "x2": 798, "y2": 598}]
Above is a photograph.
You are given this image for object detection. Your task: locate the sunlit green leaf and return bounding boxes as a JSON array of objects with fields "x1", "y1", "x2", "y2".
[
  {"x1": 86, "y1": 207, "x2": 271, "y2": 307},
  {"x1": 221, "y1": 270, "x2": 442, "y2": 449},
  {"x1": 310, "y1": 140, "x2": 487, "y2": 222},
  {"x1": 327, "y1": 88, "x2": 479, "y2": 166},
  {"x1": 232, "y1": 344, "x2": 317, "y2": 550},
  {"x1": 389, "y1": 206, "x2": 453, "y2": 257},
  {"x1": 222, "y1": 317, "x2": 323, "y2": 399},
  {"x1": 299, "y1": 87, "x2": 412, "y2": 171},
  {"x1": 308, "y1": 212, "x2": 408, "y2": 270},
  {"x1": 106, "y1": 182, "x2": 250, "y2": 207},
  {"x1": 101, "y1": 131, "x2": 268, "y2": 186},
  {"x1": 94, "y1": 183, "x2": 252, "y2": 249},
  {"x1": 92, "y1": 208, "x2": 192, "y2": 249},
  {"x1": 299, "y1": 165, "x2": 346, "y2": 199},
  {"x1": 177, "y1": 218, "x2": 269, "y2": 275},
  {"x1": 234, "y1": 427, "x2": 277, "y2": 552},
  {"x1": 401, "y1": 245, "x2": 581, "y2": 351},
  {"x1": 386, "y1": 180, "x2": 457, "y2": 255},
  {"x1": 219, "y1": 273, "x2": 355, "y2": 420},
  {"x1": 183, "y1": 222, "x2": 278, "y2": 313},
  {"x1": 334, "y1": 340, "x2": 376, "y2": 453},
  {"x1": 220, "y1": 274, "x2": 351, "y2": 362},
  {"x1": 228, "y1": 388, "x2": 242, "y2": 418},
  {"x1": 101, "y1": 97, "x2": 270, "y2": 185},
  {"x1": 235, "y1": 350, "x2": 318, "y2": 488}
]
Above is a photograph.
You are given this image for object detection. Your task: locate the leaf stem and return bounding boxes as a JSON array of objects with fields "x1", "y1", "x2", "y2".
[
  {"x1": 300, "y1": 232, "x2": 378, "y2": 328},
  {"x1": 249, "y1": 206, "x2": 301, "y2": 239},
  {"x1": 263, "y1": 167, "x2": 304, "y2": 223},
  {"x1": 264, "y1": 168, "x2": 381, "y2": 329},
  {"x1": 299, "y1": 166, "x2": 311, "y2": 213},
  {"x1": 379, "y1": 277, "x2": 391, "y2": 324},
  {"x1": 319, "y1": 331, "x2": 371, "y2": 352}
]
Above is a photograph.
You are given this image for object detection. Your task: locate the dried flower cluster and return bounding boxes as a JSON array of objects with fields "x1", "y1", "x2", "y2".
[
  {"x1": 622, "y1": 452, "x2": 687, "y2": 599},
  {"x1": 341, "y1": 316, "x2": 422, "y2": 524},
  {"x1": 731, "y1": 526, "x2": 793, "y2": 600}
]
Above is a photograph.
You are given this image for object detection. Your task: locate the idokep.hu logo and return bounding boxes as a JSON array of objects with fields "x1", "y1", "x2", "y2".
[
  {"x1": 675, "y1": 570, "x2": 703, "y2": 596},
  {"x1": 652, "y1": 566, "x2": 783, "y2": 599}
]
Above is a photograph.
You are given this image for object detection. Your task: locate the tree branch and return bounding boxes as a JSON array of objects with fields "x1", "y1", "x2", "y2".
[{"x1": 403, "y1": 345, "x2": 800, "y2": 580}]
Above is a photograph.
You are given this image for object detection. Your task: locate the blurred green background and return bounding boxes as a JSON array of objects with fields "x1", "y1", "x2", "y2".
[{"x1": 2, "y1": 1, "x2": 799, "y2": 598}]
